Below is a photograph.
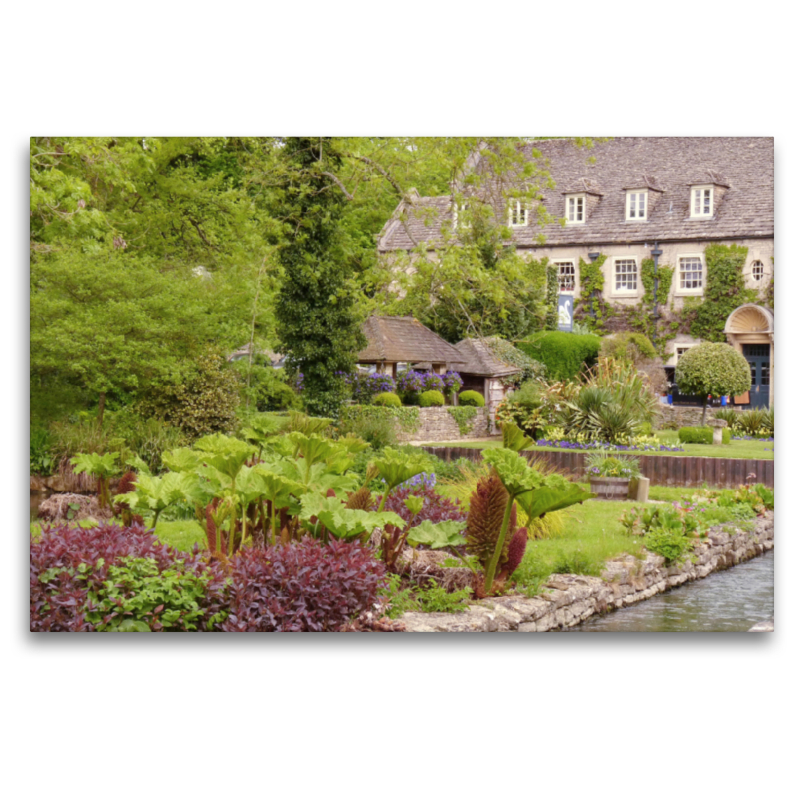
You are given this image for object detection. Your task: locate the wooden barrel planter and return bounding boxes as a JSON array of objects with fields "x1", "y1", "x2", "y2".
[{"x1": 589, "y1": 477, "x2": 631, "y2": 500}]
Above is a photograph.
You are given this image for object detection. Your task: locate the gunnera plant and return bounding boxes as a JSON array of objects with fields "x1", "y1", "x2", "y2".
[{"x1": 464, "y1": 473, "x2": 526, "y2": 595}]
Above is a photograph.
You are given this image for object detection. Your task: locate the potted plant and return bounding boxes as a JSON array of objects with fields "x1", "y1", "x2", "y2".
[{"x1": 586, "y1": 451, "x2": 641, "y2": 500}]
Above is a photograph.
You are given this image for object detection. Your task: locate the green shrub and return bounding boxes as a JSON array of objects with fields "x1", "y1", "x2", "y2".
[
  {"x1": 643, "y1": 526, "x2": 694, "y2": 565},
  {"x1": 419, "y1": 390, "x2": 445, "y2": 407},
  {"x1": 599, "y1": 332, "x2": 657, "y2": 363},
  {"x1": 736, "y1": 409, "x2": 768, "y2": 437},
  {"x1": 233, "y1": 363, "x2": 300, "y2": 412},
  {"x1": 518, "y1": 331, "x2": 602, "y2": 381},
  {"x1": 338, "y1": 414, "x2": 397, "y2": 449},
  {"x1": 139, "y1": 348, "x2": 242, "y2": 438},
  {"x1": 383, "y1": 574, "x2": 472, "y2": 618},
  {"x1": 678, "y1": 426, "x2": 732, "y2": 445},
  {"x1": 458, "y1": 390, "x2": 485, "y2": 407},
  {"x1": 30, "y1": 427, "x2": 56, "y2": 476},
  {"x1": 373, "y1": 392, "x2": 402, "y2": 407}
]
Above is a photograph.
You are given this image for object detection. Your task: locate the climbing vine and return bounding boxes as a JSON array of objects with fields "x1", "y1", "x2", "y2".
[
  {"x1": 545, "y1": 264, "x2": 558, "y2": 331},
  {"x1": 339, "y1": 405, "x2": 421, "y2": 435},
  {"x1": 447, "y1": 406, "x2": 478, "y2": 436},
  {"x1": 573, "y1": 254, "x2": 610, "y2": 332},
  {"x1": 686, "y1": 244, "x2": 757, "y2": 342}
]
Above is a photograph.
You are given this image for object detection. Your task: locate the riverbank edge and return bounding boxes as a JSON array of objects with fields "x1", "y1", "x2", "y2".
[{"x1": 399, "y1": 512, "x2": 774, "y2": 632}]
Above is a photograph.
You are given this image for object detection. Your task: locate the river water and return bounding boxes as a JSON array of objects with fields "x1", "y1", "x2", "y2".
[{"x1": 571, "y1": 550, "x2": 774, "y2": 632}]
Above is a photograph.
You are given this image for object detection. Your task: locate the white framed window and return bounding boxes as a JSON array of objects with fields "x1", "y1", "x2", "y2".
[
  {"x1": 690, "y1": 185, "x2": 713, "y2": 218},
  {"x1": 677, "y1": 255, "x2": 704, "y2": 294},
  {"x1": 508, "y1": 200, "x2": 528, "y2": 227},
  {"x1": 750, "y1": 260, "x2": 765, "y2": 282},
  {"x1": 565, "y1": 194, "x2": 585, "y2": 224},
  {"x1": 555, "y1": 261, "x2": 576, "y2": 293},
  {"x1": 453, "y1": 202, "x2": 469, "y2": 230},
  {"x1": 675, "y1": 346, "x2": 692, "y2": 360},
  {"x1": 613, "y1": 258, "x2": 638, "y2": 294},
  {"x1": 626, "y1": 190, "x2": 648, "y2": 221}
]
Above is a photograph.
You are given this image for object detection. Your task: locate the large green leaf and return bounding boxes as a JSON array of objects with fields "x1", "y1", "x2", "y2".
[
  {"x1": 406, "y1": 519, "x2": 466, "y2": 549},
  {"x1": 160, "y1": 447, "x2": 203, "y2": 474},
  {"x1": 70, "y1": 451, "x2": 120, "y2": 479},
  {"x1": 299, "y1": 494, "x2": 405, "y2": 541},
  {"x1": 370, "y1": 447, "x2": 430, "y2": 492},
  {"x1": 192, "y1": 434, "x2": 256, "y2": 481},
  {"x1": 482, "y1": 447, "x2": 546, "y2": 497},
  {"x1": 516, "y1": 484, "x2": 596, "y2": 521},
  {"x1": 114, "y1": 471, "x2": 198, "y2": 516},
  {"x1": 501, "y1": 422, "x2": 534, "y2": 453}
]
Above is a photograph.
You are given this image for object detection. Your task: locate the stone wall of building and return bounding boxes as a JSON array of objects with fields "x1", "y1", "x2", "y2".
[
  {"x1": 400, "y1": 407, "x2": 490, "y2": 443},
  {"x1": 400, "y1": 513, "x2": 773, "y2": 632}
]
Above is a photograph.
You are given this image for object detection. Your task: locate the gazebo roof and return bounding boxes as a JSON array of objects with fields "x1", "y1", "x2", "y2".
[{"x1": 358, "y1": 316, "x2": 466, "y2": 366}]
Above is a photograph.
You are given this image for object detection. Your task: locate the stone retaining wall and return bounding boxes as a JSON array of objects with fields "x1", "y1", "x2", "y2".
[
  {"x1": 400, "y1": 513, "x2": 773, "y2": 632},
  {"x1": 655, "y1": 405, "x2": 747, "y2": 430},
  {"x1": 398, "y1": 407, "x2": 490, "y2": 443}
]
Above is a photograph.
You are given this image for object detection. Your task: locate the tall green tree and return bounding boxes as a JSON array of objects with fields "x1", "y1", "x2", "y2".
[{"x1": 275, "y1": 138, "x2": 367, "y2": 417}]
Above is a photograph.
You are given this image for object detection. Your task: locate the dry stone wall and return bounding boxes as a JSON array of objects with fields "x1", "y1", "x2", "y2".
[
  {"x1": 399, "y1": 408, "x2": 490, "y2": 443},
  {"x1": 400, "y1": 513, "x2": 773, "y2": 632},
  {"x1": 655, "y1": 405, "x2": 748, "y2": 430}
]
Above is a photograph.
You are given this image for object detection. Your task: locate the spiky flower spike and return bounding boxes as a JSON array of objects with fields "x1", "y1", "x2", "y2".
[
  {"x1": 498, "y1": 527, "x2": 527, "y2": 582},
  {"x1": 465, "y1": 474, "x2": 516, "y2": 571},
  {"x1": 345, "y1": 486, "x2": 373, "y2": 511}
]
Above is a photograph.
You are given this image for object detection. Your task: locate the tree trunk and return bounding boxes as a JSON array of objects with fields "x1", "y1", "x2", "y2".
[{"x1": 98, "y1": 392, "x2": 106, "y2": 428}]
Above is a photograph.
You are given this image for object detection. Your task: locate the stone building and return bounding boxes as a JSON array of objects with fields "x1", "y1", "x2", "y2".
[{"x1": 376, "y1": 137, "x2": 774, "y2": 407}]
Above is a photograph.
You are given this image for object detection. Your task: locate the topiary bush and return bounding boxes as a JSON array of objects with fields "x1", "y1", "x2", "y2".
[
  {"x1": 458, "y1": 390, "x2": 485, "y2": 407},
  {"x1": 419, "y1": 390, "x2": 445, "y2": 407},
  {"x1": 373, "y1": 392, "x2": 402, "y2": 407},
  {"x1": 675, "y1": 342, "x2": 751, "y2": 426},
  {"x1": 518, "y1": 331, "x2": 602, "y2": 381},
  {"x1": 678, "y1": 426, "x2": 732, "y2": 445}
]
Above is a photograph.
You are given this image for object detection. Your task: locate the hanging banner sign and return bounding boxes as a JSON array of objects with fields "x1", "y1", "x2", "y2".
[{"x1": 558, "y1": 294, "x2": 573, "y2": 332}]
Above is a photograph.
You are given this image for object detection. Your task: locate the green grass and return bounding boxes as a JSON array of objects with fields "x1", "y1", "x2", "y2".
[
  {"x1": 512, "y1": 498, "x2": 646, "y2": 596},
  {"x1": 420, "y1": 431, "x2": 773, "y2": 460}
]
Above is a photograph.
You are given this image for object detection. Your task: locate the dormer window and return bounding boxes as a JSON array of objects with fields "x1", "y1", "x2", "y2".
[
  {"x1": 508, "y1": 200, "x2": 528, "y2": 227},
  {"x1": 690, "y1": 185, "x2": 713, "y2": 218},
  {"x1": 626, "y1": 190, "x2": 648, "y2": 221},
  {"x1": 565, "y1": 194, "x2": 585, "y2": 224}
]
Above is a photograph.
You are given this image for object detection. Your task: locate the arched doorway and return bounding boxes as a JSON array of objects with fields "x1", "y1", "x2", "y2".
[{"x1": 723, "y1": 304, "x2": 773, "y2": 408}]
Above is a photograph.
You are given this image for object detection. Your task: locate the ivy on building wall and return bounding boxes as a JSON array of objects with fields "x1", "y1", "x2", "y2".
[
  {"x1": 573, "y1": 254, "x2": 611, "y2": 333},
  {"x1": 640, "y1": 258, "x2": 674, "y2": 306},
  {"x1": 545, "y1": 264, "x2": 558, "y2": 331},
  {"x1": 686, "y1": 244, "x2": 757, "y2": 343}
]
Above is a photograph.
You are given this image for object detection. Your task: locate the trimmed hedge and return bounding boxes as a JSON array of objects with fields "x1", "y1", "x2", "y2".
[
  {"x1": 678, "y1": 426, "x2": 732, "y2": 445},
  {"x1": 518, "y1": 331, "x2": 602, "y2": 381},
  {"x1": 419, "y1": 390, "x2": 445, "y2": 407},
  {"x1": 373, "y1": 391, "x2": 402, "y2": 407},
  {"x1": 458, "y1": 390, "x2": 485, "y2": 407}
]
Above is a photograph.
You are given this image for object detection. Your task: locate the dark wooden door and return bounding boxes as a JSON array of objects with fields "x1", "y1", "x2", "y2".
[{"x1": 742, "y1": 344, "x2": 770, "y2": 408}]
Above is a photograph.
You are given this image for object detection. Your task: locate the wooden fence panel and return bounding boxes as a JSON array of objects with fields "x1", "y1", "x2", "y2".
[{"x1": 420, "y1": 447, "x2": 773, "y2": 489}]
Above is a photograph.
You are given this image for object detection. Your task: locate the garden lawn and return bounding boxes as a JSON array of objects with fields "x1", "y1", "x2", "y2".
[
  {"x1": 510, "y1": 498, "x2": 645, "y2": 597},
  {"x1": 420, "y1": 432, "x2": 773, "y2": 460}
]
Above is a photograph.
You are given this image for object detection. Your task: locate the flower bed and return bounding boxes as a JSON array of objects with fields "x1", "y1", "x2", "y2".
[{"x1": 534, "y1": 438, "x2": 684, "y2": 453}]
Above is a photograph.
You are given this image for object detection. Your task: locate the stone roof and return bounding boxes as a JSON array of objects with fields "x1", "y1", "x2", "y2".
[
  {"x1": 454, "y1": 338, "x2": 520, "y2": 377},
  {"x1": 377, "y1": 137, "x2": 773, "y2": 251},
  {"x1": 357, "y1": 316, "x2": 466, "y2": 365}
]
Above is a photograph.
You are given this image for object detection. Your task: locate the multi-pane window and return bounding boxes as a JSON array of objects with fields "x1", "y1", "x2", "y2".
[
  {"x1": 509, "y1": 200, "x2": 528, "y2": 226},
  {"x1": 453, "y1": 203, "x2": 468, "y2": 229},
  {"x1": 626, "y1": 191, "x2": 647, "y2": 220},
  {"x1": 556, "y1": 261, "x2": 575, "y2": 292},
  {"x1": 614, "y1": 259, "x2": 638, "y2": 292},
  {"x1": 679, "y1": 257, "x2": 703, "y2": 291},
  {"x1": 566, "y1": 195, "x2": 585, "y2": 223},
  {"x1": 751, "y1": 260, "x2": 764, "y2": 281},
  {"x1": 691, "y1": 186, "x2": 713, "y2": 217},
  {"x1": 676, "y1": 347, "x2": 691, "y2": 360}
]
